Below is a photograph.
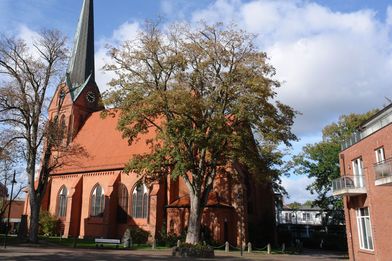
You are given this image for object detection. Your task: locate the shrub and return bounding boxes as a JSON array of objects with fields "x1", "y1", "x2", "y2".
[
  {"x1": 123, "y1": 226, "x2": 150, "y2": 244},
  {"x1": 172, "y1": 243, "x2": 214, "y2": 258},
  {"x1": 159, "y1": 232, "x2": 181, "y2": 247},
  {"x1": 39, "y1": 211, "x2": 59, "y2": 236},
  {"x1": 156, "y1": 222, "x2": 185, "y2": 247}
]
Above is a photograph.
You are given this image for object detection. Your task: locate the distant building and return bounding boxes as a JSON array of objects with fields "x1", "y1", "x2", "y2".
[
  {"x1": 277, "y1": 204, "x2": 325, "y2": 226},
  {"x1": 333, "y1": 103, "x2": 392, "y2": 260},
  {"x1": 2, "y1": 200, "x2": 24, "y2": 234}
]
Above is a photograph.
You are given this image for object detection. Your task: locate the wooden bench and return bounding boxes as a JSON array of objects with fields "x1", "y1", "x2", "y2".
[{"x1": 95, "y1": 238, "x2": 121, "y2": 248}]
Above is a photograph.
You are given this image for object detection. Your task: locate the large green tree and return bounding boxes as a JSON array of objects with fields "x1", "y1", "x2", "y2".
[
  {"x1": 105, "y1": 22, "x2": 296, "y2": 244},
  {"x1": 292, "y1": 111, "x2": 376, "y2": 210}
]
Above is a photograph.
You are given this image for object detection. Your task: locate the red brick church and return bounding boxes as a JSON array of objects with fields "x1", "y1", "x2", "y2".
[{"x1": 24, "y1": 0, "x2": 276, "y2": 246}]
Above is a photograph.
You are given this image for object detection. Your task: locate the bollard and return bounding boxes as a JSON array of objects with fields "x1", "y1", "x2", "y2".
[
  {"x1": 177, "y1": 239, "x2": 181, "y2": 248},
  {"x1": 247, "y1": 242, "x2": 252, "y2": 253},
  {"x1": 282, "y1": 243, "x2": 285, "y2": 253},
  {"x1": 267, "y1": 243, "x2": 271, "y2": 254},
  {"x1": 152, "y1": 238, "x2": 156, "y2": 250},
  {"x1": 225, "y1": 241, "x2": 229, "y2": 252}
]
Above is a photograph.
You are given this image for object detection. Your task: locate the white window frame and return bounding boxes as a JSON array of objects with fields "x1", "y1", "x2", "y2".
[
  {"x1": 356, "y1": 207, "x2": 374, "y2": 251},
  {"x1": 352, "y1": 158, "x2": 364, "y2": 187},
  {"x1": 375, "y1": 147, "x2": 385, "y2": 163}
]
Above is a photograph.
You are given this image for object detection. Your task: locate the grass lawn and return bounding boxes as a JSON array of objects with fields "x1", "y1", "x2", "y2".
[{"x1": 0, "y1": 234, "x2": 306, "y2": 255}]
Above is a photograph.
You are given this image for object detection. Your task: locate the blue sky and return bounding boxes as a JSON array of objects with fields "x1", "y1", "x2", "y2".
[{"x1": 2, "y1": 0, "x2": 392, "y2": 203}]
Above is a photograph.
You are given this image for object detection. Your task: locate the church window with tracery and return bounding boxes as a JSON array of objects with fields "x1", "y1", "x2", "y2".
[
  {"x1": 57, "y1": 186, "x2": 68, "y2": 217},
  {"x1": 132, "y1": 183, "x2": 148, "y2": 219},
  {"x1": 90, "y1": 184, "x2": 105, "y2": 217}
]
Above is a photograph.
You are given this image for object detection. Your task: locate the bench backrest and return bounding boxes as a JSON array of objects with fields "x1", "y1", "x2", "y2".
[{"x1": 95, "y1": 238, "x2": 121, "y2": 244}]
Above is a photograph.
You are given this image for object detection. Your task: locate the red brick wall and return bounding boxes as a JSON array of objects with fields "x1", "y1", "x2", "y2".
[{"x1": 340, "y1": 123, "x2": 392, "y2": 260}]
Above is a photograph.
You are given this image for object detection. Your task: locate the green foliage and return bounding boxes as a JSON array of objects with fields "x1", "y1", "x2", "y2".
[
  {"x1": 125, "y1": 226, "x2": 150, "y2": 244},
  {"x1": 292, "y1": 111, "x2": 377, "y2": 210},
  {"x1": 105, "y1": 21, "x2": 297, "y2": 243},
  {"x1": 302, "y1": 200, "x2": 313, "y2": 207},
  {"x1": 39, "y1": 211, "x2": 59, "y2": 236},
  {"x1": 158, "y1": 232, "x2": 181, "y2": 247},
  {"x1": 157, "y1": 223, "x2": 185, "y2": 247},
  {"x1": 287, "y1": 202, "x2": 302, "y2": 209},
  {"x1": 174, "y1": 243, "x2": 215, "y2": 258}
]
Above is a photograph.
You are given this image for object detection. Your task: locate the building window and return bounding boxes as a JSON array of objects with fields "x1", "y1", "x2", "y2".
[
  {"x1": 91, "y1": 184, "x2": 105, "y2": 217},
  {"x1": 57, "y1": 186, "x2": 67, "y2": 217},
  {"x1": 352, "y1": 157, "x2": 364, "y2": 187},
  {"x1": 356, "y1": 207, "x2": 374, "y2": 251},
  {"x1": 117, "y1": 183, "x2": 128, "y2": 223},
  {"x1": 302, "y1": 212, "x2": 311, "y2": 221},
  {"x1": 284, "y1": 213, "x2": 290, "y2": 223},
  {"x1": 132, "y1": 183, "x2": 148, "y2": 219},
  {"x1": 352, "y1": 158, "x2": 363, "y2": 175},
  {"x1": 375, "y1": 147, "x2": 385, "y2": 163}
]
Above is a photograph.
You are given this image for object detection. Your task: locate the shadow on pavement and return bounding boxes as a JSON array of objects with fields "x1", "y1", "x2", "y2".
[{"x1": 0, "y1": 247, "x2": 255, "y2": 261}]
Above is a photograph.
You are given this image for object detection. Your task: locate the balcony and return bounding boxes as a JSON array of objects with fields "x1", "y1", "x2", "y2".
[
  {"x1": 374, "y1": 158, "x2": 392, "y2": 186},
  {"x1": 332, "y1": 175, "x2": 366, "y2": 196}
]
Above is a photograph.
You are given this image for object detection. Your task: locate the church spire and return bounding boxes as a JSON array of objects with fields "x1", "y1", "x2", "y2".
[{"x1": 66, "y1": 0, "x2": 95, "y2": 101}]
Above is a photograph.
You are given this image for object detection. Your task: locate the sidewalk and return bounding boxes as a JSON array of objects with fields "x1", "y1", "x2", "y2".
[{"x1": 0, "y1": 246, "x2": 348, "y2": 260}]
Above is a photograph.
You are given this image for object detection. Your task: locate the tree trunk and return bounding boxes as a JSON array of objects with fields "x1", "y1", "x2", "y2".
[
  {"x1": 185, "y1": 192, "x2": 203, "y2": 244},
  {"x1": 29, "y1": 197, "x2": 41, "y2": 243}
]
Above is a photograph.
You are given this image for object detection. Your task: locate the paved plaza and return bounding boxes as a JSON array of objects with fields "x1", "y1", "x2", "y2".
[{"x1": 0, "y1": 247, "x2": 347, "y2": 261}]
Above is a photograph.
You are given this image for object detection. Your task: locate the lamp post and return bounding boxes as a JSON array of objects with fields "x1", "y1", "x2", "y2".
[
  {"x1": 4, "y1": 170, "x2": 16, "y2": 249},
  {"x1": 237, "y1": 191, "x2": 243, "y2": 256}
]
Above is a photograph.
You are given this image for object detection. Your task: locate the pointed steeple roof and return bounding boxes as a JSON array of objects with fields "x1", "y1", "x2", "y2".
[{"x1": 66, "y1": 0, "x2": 96, "y2": 101}]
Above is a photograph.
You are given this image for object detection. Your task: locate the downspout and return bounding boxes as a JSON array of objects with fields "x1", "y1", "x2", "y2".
[{"x1": 341, "y1": 154, "x2": 355, "y2": 260}]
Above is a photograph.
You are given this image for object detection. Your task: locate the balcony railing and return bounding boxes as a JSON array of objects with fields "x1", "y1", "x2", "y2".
[
  {"x1": 374, "y1": 158, "x2": 392, "y2": 186},
  {"x1": 332, "y1": 175, "x2": 366, "y2": 196}
]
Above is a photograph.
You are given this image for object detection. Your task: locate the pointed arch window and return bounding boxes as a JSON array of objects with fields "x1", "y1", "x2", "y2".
[
  {"x1": 90, "y1": 184, "x2": 105, "y2": 217},
  {"x1": 60, "y1": 114, "x2": 66, "y2": 129},
  {"x1": 57, "y1": 186, "x2": 68, "y2": 217},
  {"x1": 117, "y1": 183, "x2": 128, "y2": 223},
  {"x1": 132, "y1": 183, "x2": 148, "y2": 219}
]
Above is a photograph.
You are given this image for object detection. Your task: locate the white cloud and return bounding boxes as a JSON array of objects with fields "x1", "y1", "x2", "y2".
[
  {"x1": 95, "y1": 22, "x2": 140, "y2": 93},
  {"x1": 187, "y1": 0, "x2": 392, "y2": 136},
  {"x1": 192, "y1": 0, "x2": 241, "y2": 24},
  {"x1": 94, "y1": 1, "x2": 392, "y2": 203},
  {"x1": 17, "y1": 25, "x2": 41, "y2": 46},
  {"x1": 281, "y1": 175, "x2": 316, "y2": 203},
  {"x1": 386, "y1": 5, "x2": 392, "y2": 26}
]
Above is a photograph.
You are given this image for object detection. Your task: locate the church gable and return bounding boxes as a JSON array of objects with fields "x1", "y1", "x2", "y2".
[
  {"x1": 71, "y1": 82, "x2": 103, "y2": 112},
  {"x1": 51, "y1": 110, "x2": 157, "y2": 174}
]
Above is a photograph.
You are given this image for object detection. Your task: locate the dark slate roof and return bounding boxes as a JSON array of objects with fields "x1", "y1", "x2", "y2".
[{"x1": 66, "y1": 0, "x2": 95, "y2": 101}]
